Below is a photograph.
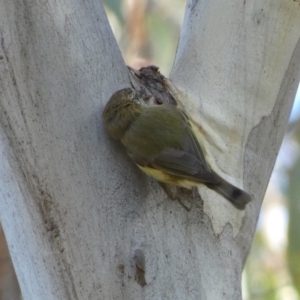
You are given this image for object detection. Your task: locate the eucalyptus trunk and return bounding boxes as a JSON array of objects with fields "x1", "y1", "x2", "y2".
[{"x1": 0, "y1": 1, "x2": 299, "y2": 299}]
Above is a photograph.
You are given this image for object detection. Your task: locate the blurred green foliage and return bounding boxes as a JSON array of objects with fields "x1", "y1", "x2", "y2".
[
  {"x1": 145, "y1": 13, "x2": 180, "y2": 74},
  {"x1": 103, "y1": 0, "x2": 124, "y2": 21},
  {"x1": 287, "y1": 123, "x2": 300, "y2": 297},
  {"x1": 103, "y1": 0, "x2": 185, "y2": 74}
]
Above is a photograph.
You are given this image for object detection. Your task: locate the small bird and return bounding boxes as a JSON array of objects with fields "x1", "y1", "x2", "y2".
[{"x1": 103, "y1": 88, "x2": 251, "y2": 210}]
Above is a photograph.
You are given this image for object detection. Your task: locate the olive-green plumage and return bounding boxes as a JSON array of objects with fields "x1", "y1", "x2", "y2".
[{"x1": 103, "y1": 88, "x2": 251, "y2": 210}]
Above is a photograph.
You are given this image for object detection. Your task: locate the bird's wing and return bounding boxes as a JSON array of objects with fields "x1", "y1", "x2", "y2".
[
  {"x1": 136, "y1": 109, "x2": 219, "y2": 184},
  {"x1": 150, "y1": 148, "x2": 219, "y2": 184}
]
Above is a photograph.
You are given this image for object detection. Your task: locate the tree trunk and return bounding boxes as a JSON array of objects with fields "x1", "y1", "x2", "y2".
[{"x1": 0, "y1": 0, "x2": 299, "y2": 299}]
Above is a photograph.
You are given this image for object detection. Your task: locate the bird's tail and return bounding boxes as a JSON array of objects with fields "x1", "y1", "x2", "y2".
[{"x1": 206, "y1": 173, "x2": 252, "y2": 210}]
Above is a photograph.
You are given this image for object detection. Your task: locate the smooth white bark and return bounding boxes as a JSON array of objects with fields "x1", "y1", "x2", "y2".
[
  {"x1": 0, "y1": 1, "x2": 129, "y2": 299},
  {"x1": 0, "y1": 0, "x2": 299, "y2": 300},
  {"x1": 170, "y1": 0, "x2": 300, "y2": 298}
]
